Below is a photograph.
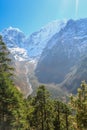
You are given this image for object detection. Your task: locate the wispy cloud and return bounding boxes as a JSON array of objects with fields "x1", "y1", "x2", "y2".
[{"x1": 75, "y1": 0, "x2": 79, "y2": 17}]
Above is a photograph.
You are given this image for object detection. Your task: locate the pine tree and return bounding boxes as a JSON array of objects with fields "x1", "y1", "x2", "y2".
[
  {"x1": 53, "y1": 100, "x2": 61, "y2": 130},
  {"x1": 69, "y1": 81, "x2": 87, "y2": 130},
  {"x1": 62, "y1": 103, "x2": 71, "y2": 130},
  {"x1": 31, "y1": 85, "x2": 54, "y2": 130},
  {"x1": 0, "y1": 35, "x2": 28, "y2": 130}
]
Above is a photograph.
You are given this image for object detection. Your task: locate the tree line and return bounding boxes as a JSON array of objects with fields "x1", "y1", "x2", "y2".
[{"x1": 0, "y1": 35, "x2": 87, "y2": 130}]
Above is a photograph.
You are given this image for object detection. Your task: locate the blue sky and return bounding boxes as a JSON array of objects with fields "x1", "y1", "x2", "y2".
[{"x1": 0, "y1": 0, "x2": 87, "y2": 35}]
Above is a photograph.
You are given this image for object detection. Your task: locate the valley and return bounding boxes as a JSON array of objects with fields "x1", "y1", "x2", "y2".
[{"x1": 1, "y1": 18, "x2": 87, "y2": 97}]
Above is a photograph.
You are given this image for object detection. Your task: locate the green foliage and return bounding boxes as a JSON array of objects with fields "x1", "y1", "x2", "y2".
[
  {"x1": 69, "y1": 81, "x2": 87, "y2": 130},
  {"x1": 29, "y1": 85, "x2": 54, "y2": 130},
  {"x1": 0, "y1": 36, "x2": 28, "y2": 130},
  {"x1": 53, "y1": 99, "x2": 71, "y2": 130}
]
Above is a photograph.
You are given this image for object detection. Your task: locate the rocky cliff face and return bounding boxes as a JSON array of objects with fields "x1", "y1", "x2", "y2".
[
  {"x1": 35, "y1": 19, "x2": 87, "y2": 86},
  {"x1": 1, "y1": 18, "x2": 87, "y2": 95},
  {"x1": 24, "y1": 20, "x2": 67, "y2": 58}
]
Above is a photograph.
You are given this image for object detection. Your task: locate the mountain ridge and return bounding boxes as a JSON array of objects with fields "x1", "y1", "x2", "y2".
[
  {"x1": 1, "y1": 18, "x2": 87, "y2": 95},
  {"x1": 35, "y1": 18, "x2": 87, "y2": 93},
  {"x1": 1, "y1": 20, "x2": 67, "y2": 60}
]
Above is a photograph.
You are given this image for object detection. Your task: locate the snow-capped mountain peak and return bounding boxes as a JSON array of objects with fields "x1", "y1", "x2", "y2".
[
  {"x1": 3, "y1": 19, "x2": 87, "y2": 61},
  {"x1": 1, "y1": 27, "x2": 29, "y2": 61},
  {"x1": 1, "y1": 20, "x2": 68, "y2": 60},
  {"x1": 24, "y1": 20, "x2": 67, "y2": 58},
  {"x1": 41, "y1": 19, "x2": 67, "y2": 35},
  {"x1": 2, "y1": 26, "x2": 24, "y2": 35}
]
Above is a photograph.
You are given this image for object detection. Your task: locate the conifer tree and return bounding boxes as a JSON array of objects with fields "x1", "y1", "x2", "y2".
[
  {"x1": 53, "y1": 100, "x2": 61, "y2": 130},
  {"x1": 69, "y1": 81, "x2": 87, "y2": 130},
  {"x1": 31, "y1": 85, "x2": 54, "y2": 130},
  {"x1": 62, "y1": 103, "x2": 71, "y2": 130},
  {"x1": 0, "y1": 35, "x2": 28, "y2": 130}
]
